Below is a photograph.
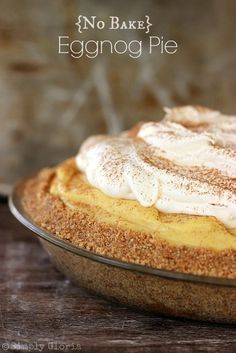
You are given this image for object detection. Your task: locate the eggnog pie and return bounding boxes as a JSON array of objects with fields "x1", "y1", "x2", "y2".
[{"x1": 22, "y1": 106, "x2": 236, "y2": 279}]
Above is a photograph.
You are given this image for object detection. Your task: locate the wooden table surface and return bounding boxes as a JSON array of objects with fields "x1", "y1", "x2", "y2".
[{"x1": 1, "y1": 200, "x2": 236, "y2": 353}]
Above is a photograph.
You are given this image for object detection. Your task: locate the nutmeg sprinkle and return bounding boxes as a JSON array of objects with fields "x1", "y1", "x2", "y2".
[{"x1": 76, "y1": 107, "x2": 236, "y2": 228}]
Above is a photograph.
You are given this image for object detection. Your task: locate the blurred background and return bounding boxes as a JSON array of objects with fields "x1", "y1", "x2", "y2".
[{"x1": 0, "y1": 0, "x2": 236, "y2": 193}]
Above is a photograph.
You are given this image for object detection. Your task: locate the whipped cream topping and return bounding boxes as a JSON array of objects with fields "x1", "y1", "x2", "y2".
[
  {"x1": 76, "y1": 108, "x2": 236, "y2": 229},
  {"x1": 138, "y1": 122, "x2": 236, "y2": 178},
  {"x1": 164, "y1": 106, "x2": 236, "y2": 149}
]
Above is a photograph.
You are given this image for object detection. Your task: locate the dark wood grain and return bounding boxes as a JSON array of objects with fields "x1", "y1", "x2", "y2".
[{"x1": 1, "y1": 201, "x2": 236, "y2": 353}]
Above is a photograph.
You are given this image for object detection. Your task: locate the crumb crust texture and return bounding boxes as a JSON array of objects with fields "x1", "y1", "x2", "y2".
[{"x1": 21, "y1": 159, "x2": 236, "y2": 279}]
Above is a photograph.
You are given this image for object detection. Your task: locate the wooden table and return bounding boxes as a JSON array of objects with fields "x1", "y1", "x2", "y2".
[{"x1": 1, "y1": 200, "x2": 236, "y2": 353}]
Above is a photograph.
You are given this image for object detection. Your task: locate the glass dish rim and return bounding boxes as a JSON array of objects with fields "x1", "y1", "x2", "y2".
[{"x1": 8, "y1": 182, "x2": 236, "y2": 288}]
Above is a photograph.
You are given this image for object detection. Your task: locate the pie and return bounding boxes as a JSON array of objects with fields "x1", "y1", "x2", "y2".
[{"x1": 21, "y1": 106, "x2": 236, "y2": 279}]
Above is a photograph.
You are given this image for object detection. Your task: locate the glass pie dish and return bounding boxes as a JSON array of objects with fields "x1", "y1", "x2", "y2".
[{"x1": 9, "y1": 182, "x2": 236, "y2": 324}]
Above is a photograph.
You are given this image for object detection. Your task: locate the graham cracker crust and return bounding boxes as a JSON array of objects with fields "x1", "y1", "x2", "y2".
[{"x1": 20, "y1": 162, "x2": 236, "y2": 280}]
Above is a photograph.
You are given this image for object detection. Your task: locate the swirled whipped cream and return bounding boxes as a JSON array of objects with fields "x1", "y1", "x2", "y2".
[
  {"x1": 164, "y1": 106, "x2": 236, "y2": 149},
  {"x1": 76, "y1": 107, "x2": 236, "y2": 228}
]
